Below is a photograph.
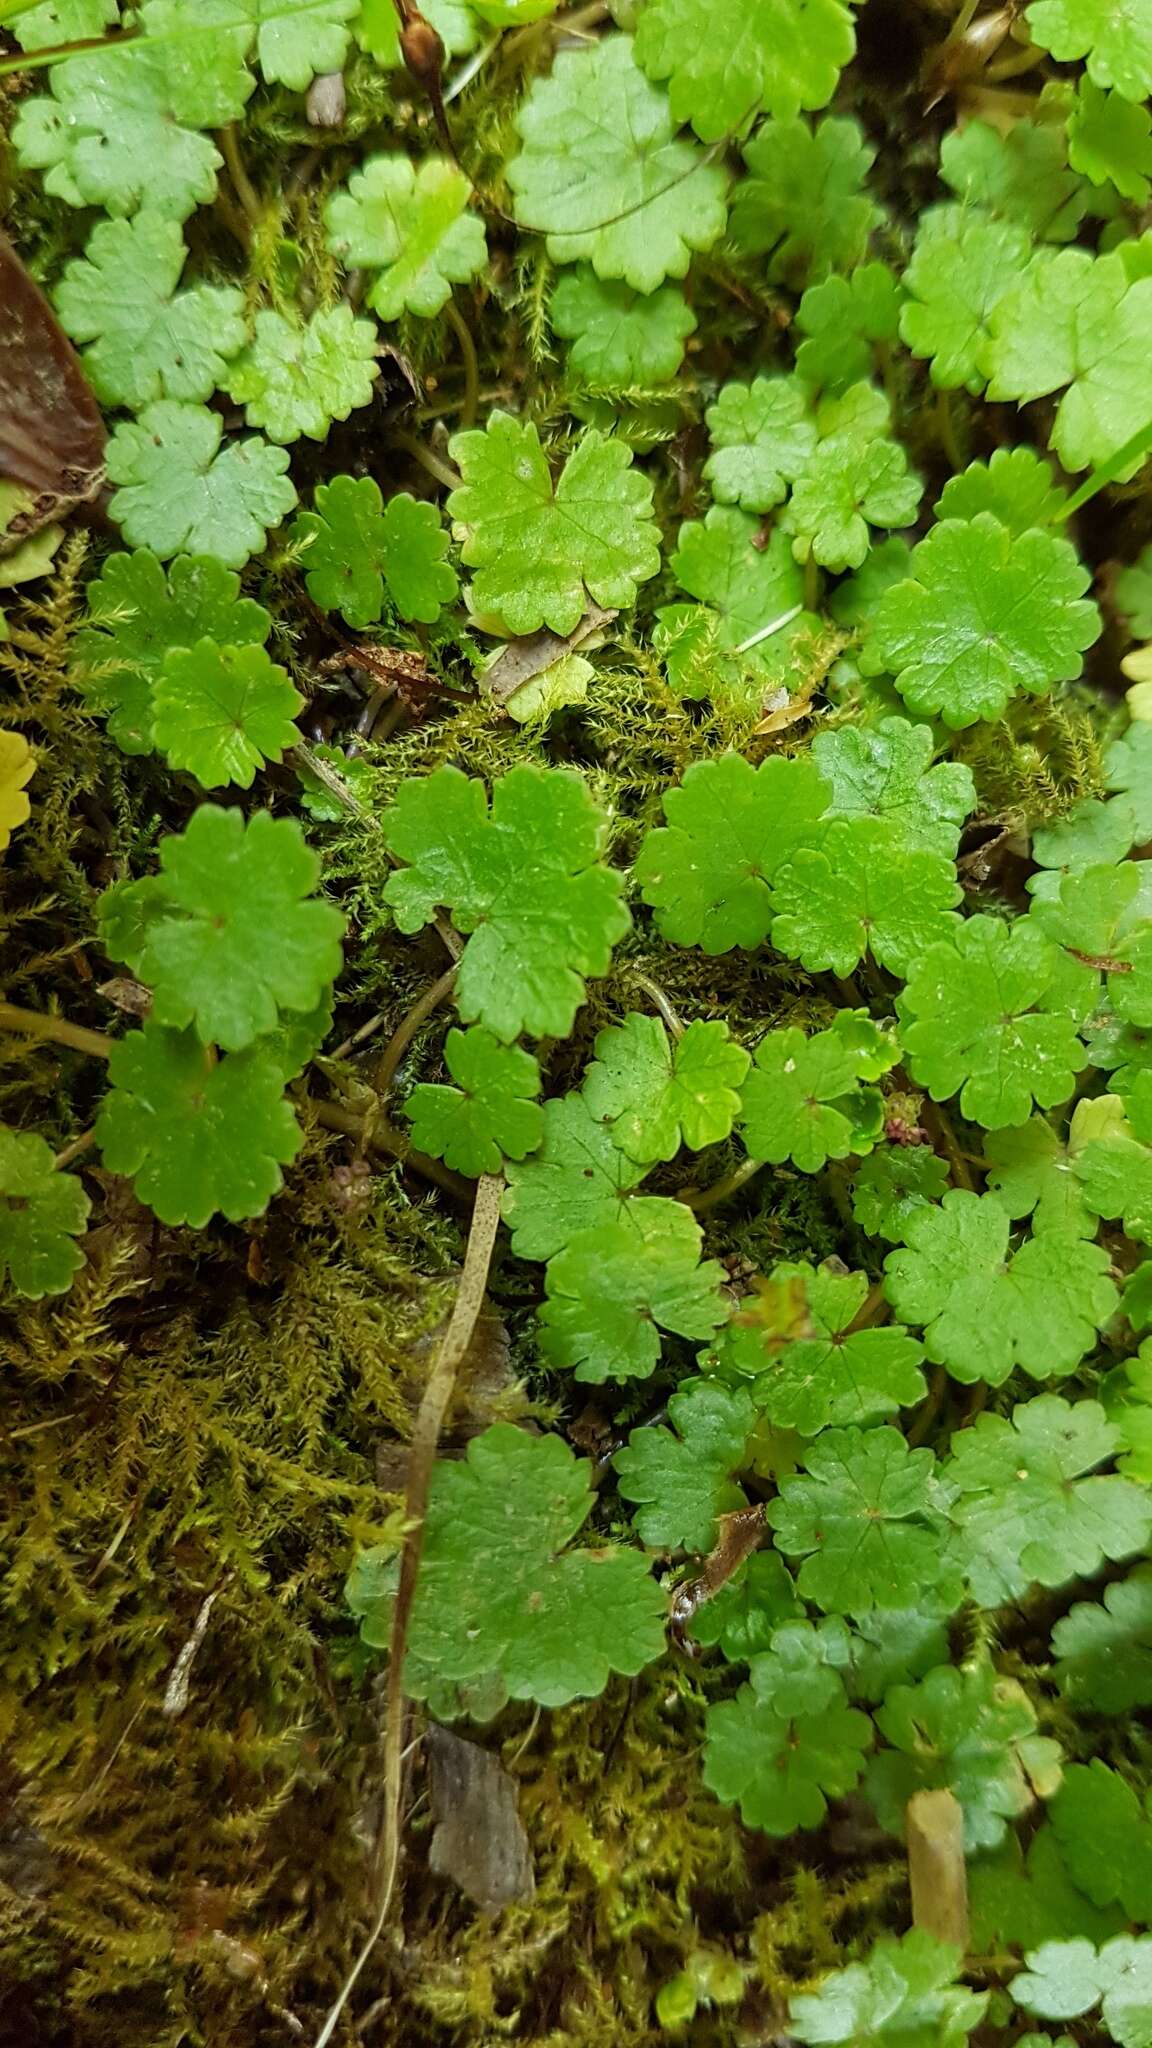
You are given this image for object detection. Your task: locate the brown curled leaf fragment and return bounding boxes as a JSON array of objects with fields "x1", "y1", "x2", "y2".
[
  {"x1": 0, "y1": 231, "x2": 106, "y2": 530},
  {"x1": 669, "y1": 1502, "x2": 765, "y2": 1650}
]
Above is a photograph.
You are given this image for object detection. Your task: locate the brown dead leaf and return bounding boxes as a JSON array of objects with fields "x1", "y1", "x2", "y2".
[{"x1": 426, "y1": 1723, "x2": 535, "y2": 1909}]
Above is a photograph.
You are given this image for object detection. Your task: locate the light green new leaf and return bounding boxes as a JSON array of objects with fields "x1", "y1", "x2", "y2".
[
  {"x1": 447, "y1": 411, "x2": 660, "y2": 636},
  {"x1": 1052, "y1": 1567, "x2": 1152, "y2": 1714},
  {"x1": 730, "y1": 115, "x2": 880, "y2": 285},
  {"x1": 72, "y1": 551, "x2": 270, "y2": 757},
  {"x1": 871, "y1": 514, "x2": 1099, "y2": 729},
  {"x1": 812, "y1": 714, "x2": 975, "y2": 858},
  {"x1": 868, "y1": 1663, "x2": 1061, "y2": 1852},
  {"x1": 899, "y1": 205, "x2": 1032, "y2": 392},
  {"x1": 0, "y1": 1128, "x2": 89, "y2": 1299},
  {"x1": 105, "y1": 403, "x2": 296, "y2": 569},
  {"x1": 897, "y1": 916, "x2": 1089, "y2": 1129},
  {"x1": 325, "y1": 154, "x2": 487, "y2": 319},
  {"x1": 987, "y1": 247, "x2": 1152, "y2": 472},
  {"x1": 634, "y1": 749, "x2": 830, "y2": 954},
  {"x1": 739, "y1": 1013, "x2": 896, "y2": 1173},
  {"x1": 151, "y1": 641, "x2": 302, "y2": 789},
  {"x1": 1068, "y1": 79, "x2": 1152, "y2": 202},
  {"x1": 704, "y1": 1667, "x2": 872, "y2": 1835},
  {"x1": 399, "y1": 1423, "x2": 666, "y2": 1706},
  {"x1": 785, "y1": 428, "x2": 922, "y2": 572},
  {"x1": 501, "y1": 1092, "x2": 650, "y2": 1260},
  {"x1": 384, "y1": 764, "x2": 630, "y2": 1042},
  {"x1": 54, "y1": 212, "x2": 246, "y2": 409},
  {"x1": 96, "y1": 1022, "x2": 302, "y2": 1228},
  {"x1": 983, "y1": 1114, "x2": 1097, "y2": 1237},
  {"x1": 790, "y1": 1930, "x2": 987, "y2": 2048},
  {"x1": 403, "y1": 1027, "x2": 543, "y2": 1178},
  {"x1": 934, "y1": 446, "x2": 1070, "y2": 534},
  {"x1": 1107, "y1": 722, "x2": 1152, "y2": 839},
  {"x1": 726, "y1": 1260, "x2": 925, "y2": 1433},
  {"x1": 538, "y1": 1201, "x2": 726, "y2": 1383},
  {"x1": 768, "y1": 1426, "x2": 958, "y2": 1616},
  {"x1": 615, "y1": 1380, "x2": 755, "y2": 1550},
  {"x1": 1026, "y1": 0, "x2": 1152, "y2": 102},
  {"x1": 884, "y1": 1189, "x2": 1117, "y2": 1385},
  {"x1": 223, "y1": 306, "x2": 379, "y2": 445},
  {"x1": 13, "y1": 0, "x2": 116, "y2": 52},
  {"x1": 771, "y1": 815, "x2": 960, "y2": 977},
  {"x1": 128, "y1": 806, "x2": 345, "y2": 1050},
  {"x1": 795, "y1": 263, "x2": 902, "y2": 394},
  {"x1": 1072, "y1": 1072, "x2": 1152, "y2": 1242},
  {"x1": 1118, "y1": 552, "x2": 1152, "y2": 642},
  {"x1": 550, "y1": 270, "x2": 695, "y2": 386},
  {"x1": 633, "y1": 0, "x2": 856, "y2": 143},
  {"x1": 294, "y1": 476, "x2": 457, "y2": 629},
  {"x1": 703, "y1": 375, "x2": 818, "y2": 514},
  {"x1": 13, "y1": 1, "x2": 253, "y2": 222},
  {"x1": 507, "y1": 36, "x2": 729, "y2": 293},
  {"x1": 582, "y1": 1012, "x2": 750, "y2": 1163},
  {"x1": 947, "y1": 1396, "x2": 1152, "y2": 1607},
  {"x1": 194, "y1": 0, "x2": 360, "y2": 89},
  {"x1": 939, "y1": 116, "x2": 1086, "y2": 241}
]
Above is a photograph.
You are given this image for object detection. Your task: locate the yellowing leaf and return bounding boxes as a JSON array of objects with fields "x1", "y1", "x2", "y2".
[{"x1": 0, "y1": 731, "x2": 36, "y2": 851}]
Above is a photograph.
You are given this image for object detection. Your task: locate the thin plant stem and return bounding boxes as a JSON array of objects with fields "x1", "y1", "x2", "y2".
[
  {"x1": 630, "y1": 971, "x2": 684, "y2": 1040},
  {"x1": 733, "y1": 602, "x2": 803, "y2": 655},
  {"x1": 920, "y1": 1097, "x2": 975, "y2": 1191},
  {"x1": 935, "y1": 386, "x2": 963, "y2": 472},
  {"x1": 443, "y1": 297, "x2": 479, "y2": 430},
  {"x1": 55, "y1": 1129, "x2": 96, "y2": 1170},
  {"x1": 906, "y1": 1364, "x2": 949, "y2": 1448},
  {"x1": 312, "y1": 1175, "x2": 504, "y2": 2048},
  {"x1": 388, "y1": 427, "x2": 463, "y2": 491},
  {"x1": 218, "y1": 121, "x2": 262, "y2": 224},
  {"x1": 0, "y1": 1002, "x2": 111, "y2": 1061},
  {"x1": 372, "y1": 966, "x2": 458, "y2": 1102},
  {"x1": 308, "y1": 1097, "x2": 470, "y2": 1203},
  {"x1": 682, "y1": 1153, "x2": 766, "y2": 1213},
  {"x1": 802, "y1": 553, "x2": 820, "y2": 612}
]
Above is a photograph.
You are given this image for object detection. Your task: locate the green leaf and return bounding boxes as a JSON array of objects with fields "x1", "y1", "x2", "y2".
[
  {"x1": 899, "y1": 205, "x2": 1032, "y2": 392},
  {"x1": 1030, "y1": 797, "x2": 1137, "y2": 880},
  {"x1": 1072, "y1": 1073, "x2": 1152, "y2": 1243},
  {"x1": 538, "y1": 1201, "x2": 726, "y2": 1384},
  {"x1": 121, "y1": 806, "x2": 345, "y2": 1051},
  {"x1": 549, "y1": 269, "x2": 695, "y2": 386},
  {"x1": 12, "y1": 0, "x2": 116, "y2": 53},
  {"x1": 614, "y1": 1380, "x2": 755, "y2": 1550},
  {"x1": 812, "y1": 715, "x2": 975, "y2": 858},
  {"x1": 1026, "y1": 0, "x2": 1152, "y2": 101},
  {"x1": 363, "y1": 1423, "x2": 667, "y2": 1707},
  {"x1": 897, "y1": 916, "x2": 1088, "y2": 1129},
  {"x1": 794, "y1": 263, "x2": 902, "y2": 394},
  {"x1": 1032, "y1": 863, "x2": 1152, "y2": 1026},
  {"x1": 1012, "y1": 1933, "x2": 1152, "y2": 2048},
  {"x1": 983, "y1": 1115, "x2": 1097, "y2": 1237},
  {"x1": 768, "y1": 1426, "x2": 958, "y2": 1616},
  {"x1": 884, "y1": 1189, "x2": 1117, "y2": 1385},
  {"x1": 1068, "y1": 79, "x2": 1152, "y2": 201},
  {"x1": 934, "y1": 446, "x2": 1070, "y2": 534},
  {"x1": 669, "y1": 506, "x2": 806, "y2": 651},
  {"x1": 1010, "y1": 1940, "x2": 1104, "y2": 2022},
  {"x1": 105, "y1": 403, "x2": 296, "y2": 569},
  {"x1": 870, "y1": 514, "x2": 1099, "y2": 729},
  {"x1": 582, "y1": 1012, "x2": 750, "y2": 1163},
  {"x1": 1107, "y1": 721, "x2": 1152, "y2": 838},
  {"x1": 1052, "y1": 1567, "x2": 1152, "y2": 1713},
  {"x1": 939, "y1": 116, "x2": 1086, "y2": 242},
  {"x1": 507, "y1": 35, "x2": 729, "y2": 293},
  {"x1": 95, "y1": 1021, "x2": 302, "y2": 1228},
  {"x1": 634, "y1": 749, "x2": 830, "y2": 954},
  {"x1": 730, "y1": 115, "x2": 881, "y2": 286},
  {"x1": 770, "y1": 815, "x2": 960, "y2": 976},
  {"x1": 703, "y1": 1659, "x2": 872, "y2": 1835},
  {"x1": 446, "y1": 411, "x2": 660, "y2": 636},
  {"x1": 970, "y1": 1828, "x2": 1125, "y2": 1954},
  {"x1": 356, "y1": 0, "x2": 476, "y2": 64},
  {"x1": 739, "y1": 1013, "x2": 896, "y2": 1173},
  {"x1": 403, "y1": 1026, "x2": 543, "y2": 1177},
  {"x1": 987, "y1": 247, "x2": 1152, "y2": 472},
  {"x1": 53, "y1": 212, "x2": 246, "y2": 409},
  {"x1": 687, "y1": 1551, "x2": 803, "y2": 1660},
  {"x1": 223, "y1": 306, "x2": 379, "y2": 445},
  {"x1": 193, "y1": 0, "x2": 359, "y2": 88},
  {"x1": 785, "y1": 425, "x2": 922, "y2": 572},
  {"x1": 293, "y1": 477, "x2": 458, "y2": 629},
  {"x1": 723, "y1": 1260, "x2": 925, "y2": 1432},
  {"x1": 1050, "y1": 1761, "x2": 1152, "y2": 1922},
  {"x1": 1118, "y1": 550, "x2": 1152, "y2": 641},
  {"x1": 0, "y1": 1128, "x2": 89, "y2": 1299},
  {"x1": 501, "y1": 1092, "x2": 650, "y2": 1260},
  {"x1": 383, "y1": 764, "x2": 629, "y2": 1042},
  {"x1": 867, "y1": 1663, "x2": 1060, "y2": 1853},
  {"x1": 324, "y1": 153, "x2": 487, "y2": 319},
  {"x1": 852, "y1": 1145, "x2": 950, "y2": 1242},
  {"x1": 946, "y1": 1396, "x2": 1152, "y2": 1607},
  {"x1": 789, "y1": 1930, "x2": 987, "y2": 2048},
  {"x1": 702, "y1": 375, "x2": 818, "y2": 514},
  {"x1": 72, "y1": 551, "x2": 269, "y2": 757},
  {"x1": 151, "y1": 640, "x2": 302, "y2": 789},
  {"x1": 13, "y1": 2, "x2": 253, "y2": 222},
  {"x1": 632, "y1": 0, "x2": 856, "y2": 143}
]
